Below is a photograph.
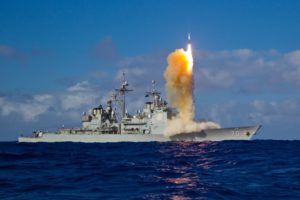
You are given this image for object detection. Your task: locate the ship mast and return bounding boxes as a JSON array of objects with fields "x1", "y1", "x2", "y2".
[
  {"x1": 146, "y1": 80, "x2": 160, "y2": 99},
  {"x1": 115, "y1": 72, "x2": 132, "y2": 117},
  {"x1": 145, "y1": 80, "x2": 163, "y2": 108}
]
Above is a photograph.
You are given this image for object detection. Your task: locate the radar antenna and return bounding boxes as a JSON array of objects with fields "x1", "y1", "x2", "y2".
[
  {"x1": 115, "y1": 72, "x2": 132, "y2": 117},
  {"x1": 146, "y1": 80, "x2": 161, "y2": 98},
  {"x1": 145, "y1": 80, "x2": 163, "y2": 108}
]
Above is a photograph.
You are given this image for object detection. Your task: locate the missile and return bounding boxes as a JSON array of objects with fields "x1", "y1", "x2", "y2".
[{"x1": 188, "y1": 33, "x2": 191, "y2": 44}]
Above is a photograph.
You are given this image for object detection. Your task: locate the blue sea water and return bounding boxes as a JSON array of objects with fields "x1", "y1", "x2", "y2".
[{"x1": 0, "y1": 141, "x2": 299, "y2": 200}]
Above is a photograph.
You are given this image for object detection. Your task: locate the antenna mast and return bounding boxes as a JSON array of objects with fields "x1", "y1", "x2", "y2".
[{"x1": 115, "y1": 72, "x2": 132, "y2": 117}]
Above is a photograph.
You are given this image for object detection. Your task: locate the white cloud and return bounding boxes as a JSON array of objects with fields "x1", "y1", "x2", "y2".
[
  {"x1": 33, "y1": 94, "x2": 54, "y2": 103},
  {"x1": 197, "y1": 68, "x2": 234, "y2": 90},
  {"x1": 249, "y1": 99, "x2": 300, "y2": 125},
  {"x1": 0, "y1": 94, "x2": 54, "y2": 121},
  {"x1": 193, "y1": 48, "x2": 300, "y2": 90},
  {"x1": 232, "y1": 49, "x2": 253, "y2": 59},
  {"x1": 67, "y1": 81, "x2": 91, "y2": 92},
  {"x1": 198, "y1": 49, "x2": 253, "y2": 60},
  {"x1": 282, "y1": 51, "x2": 300, "y2": 86},
  {"x1": 209, "y1": 101, "x2": 238, "y2": 125},
  {"x1": 202, "y1": 99, "x2": 300, "y2": 132},
  {"x1": 283, "y1": 67, "x2": 300, "y2": 87},
  {"x1": 60, "y1": 93, "x2": 98, "y2": 110},
  {"x1": 115, "y1": 68, "x2": 146, "y2": 82},
  {"x1": 61, "y1": 81, "x2": 99, "y2": 110},
  {"x1": 284, "y1": 50, "x2": 300, "y2": 66},
  {"x1": 0, "y1": 81, "x2": 99, "y2": 121}
]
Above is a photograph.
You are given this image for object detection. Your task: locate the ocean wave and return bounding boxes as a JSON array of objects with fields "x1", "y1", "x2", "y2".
[{"x1": 0, "y1": 140, "x2": 299, "y2": 199}]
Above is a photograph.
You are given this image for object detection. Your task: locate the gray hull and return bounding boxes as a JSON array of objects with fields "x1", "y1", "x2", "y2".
[{"x1": 18, "y1": 125, "x2": 261, "y2": 143}]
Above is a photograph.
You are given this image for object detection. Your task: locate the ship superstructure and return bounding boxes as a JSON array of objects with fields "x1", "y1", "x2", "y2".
[
  {"x1": 18, "y1": 75, "x2": 261, "y2": 143},
  {"x1": 77, "y1": 76, "x2": 170, "y2": 135}
]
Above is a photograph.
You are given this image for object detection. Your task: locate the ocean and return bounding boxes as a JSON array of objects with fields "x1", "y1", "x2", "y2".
[{"x1": 0, "y1": 140, "x2": 299, "y2": 199}]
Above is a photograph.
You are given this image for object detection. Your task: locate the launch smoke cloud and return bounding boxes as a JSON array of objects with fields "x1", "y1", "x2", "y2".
[{"x1": 164, "y1": 39, "x2": 220, "y2": 136}]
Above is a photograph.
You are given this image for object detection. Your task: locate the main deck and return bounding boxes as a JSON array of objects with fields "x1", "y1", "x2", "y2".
[{"x1": 18, "y1": 125, "x2": 261, "y2": 143}]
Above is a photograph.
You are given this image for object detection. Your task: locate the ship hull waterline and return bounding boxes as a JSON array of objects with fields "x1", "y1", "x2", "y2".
[{"x1": 18, "y1": 125, "x2": 261, "y2": 143}]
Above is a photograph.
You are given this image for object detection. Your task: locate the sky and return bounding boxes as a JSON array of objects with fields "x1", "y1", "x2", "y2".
[{"x1": 0, "y1": 0, "x2": 300, "y2": 141}]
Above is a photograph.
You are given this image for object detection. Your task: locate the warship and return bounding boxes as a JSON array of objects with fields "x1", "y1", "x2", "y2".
[
  {"x1": 18, "y1": 75, "x2": 261, "y2": 143},
  {"x1": 18, "y1": 35, "x2": 261, "y2": 143}
]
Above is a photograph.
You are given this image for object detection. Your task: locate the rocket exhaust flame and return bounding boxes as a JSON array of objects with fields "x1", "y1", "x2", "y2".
[
  {"x1": 164, "y1": 35, "x2": 220, "y2": 136},
  {"x1": 186, "y1": 43, "x2": 193, "y2": 73}
]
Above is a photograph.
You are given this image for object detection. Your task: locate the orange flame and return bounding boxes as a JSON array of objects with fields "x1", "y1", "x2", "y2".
[
  {"x1": 164, "y1": 43, "x2": 194, "y2": 122},
  {"x1": 164, "y1": 38, "x2": 221, "y2": 136}
]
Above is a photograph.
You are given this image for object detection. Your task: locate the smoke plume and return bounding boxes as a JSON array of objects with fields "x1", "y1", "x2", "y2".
[{"x1": 164, "y1": 45, "x2": 220, "y2": 136}]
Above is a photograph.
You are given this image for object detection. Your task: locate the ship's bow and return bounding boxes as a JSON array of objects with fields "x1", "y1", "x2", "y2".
[{"x1": 170, "y1": 125, "x2": 261, "y2": 142}]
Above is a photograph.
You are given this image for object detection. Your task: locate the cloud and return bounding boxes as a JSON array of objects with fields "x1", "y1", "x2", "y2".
[
  {"x1": 94, "y1": 36, "x2": 119, "y2": 62},
  {"x1": 0, "y1": 94, "x2": 54, "y2": 121},
  {"x1": 283, "y1": 68, "x2": 300, "y2": 87},
  {"x1": 112, "y1": 51, "x2": 168, "y2": 95},
  {"x1": 199, "y1": 99, "x2": 300, "y2": 139},
  {"x1": 61, "y1": 81, "x2": 99, "y2": 111},
  {"x1": 228, "y1": 99, "x2": 300, "y2": 125},
  {"x1": 115, "y1": 67, "x2": 147, "y2": 83},
  {"x1": 0, "y1": 45, "x2": 27, "y2": 64},
  {"x1": 197, "y1": 48, "x2": 254, "y2": 60},
  {"x1": 207, "y1": 101, "x2": 238, "y2": 126},
  {"x1": 284, "y1": 50, "x2": 300, "y2": 66},
  {"x1": 67, "y1": 81, "x2": 91, "y2": 92},
  {"x1": 197, "y1": 68, "x2": 235, "y2": 90},
  {"x1": 282, "y1": 50, "x2": 300, "y2": 86},
  {"x1": 33, "y1": 94, "x2": 53, "y2": 102},
  {"x1": 60, "y1": 93, "x2": 98, "y2": 111},
  {"x1": 251, "y1": 99, "x2": 300, "y2": 118},
  {"x1": 232, "y1": 49, "x2": 254, "y2": 59},
  {"x1": 193, "y1": 48, "x2": 300, "y2": 91},
  {"x1": 0, "y1": 81, "x2": 99, "y2": 121}
]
